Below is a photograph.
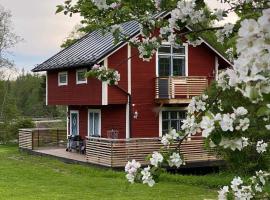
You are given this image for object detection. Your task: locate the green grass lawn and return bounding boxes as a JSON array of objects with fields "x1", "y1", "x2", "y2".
[{"x1": 0, "y1": 145, "x2": 232, "y2": 200}]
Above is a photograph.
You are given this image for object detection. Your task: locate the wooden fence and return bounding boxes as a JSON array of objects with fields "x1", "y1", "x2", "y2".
[
  {"x1": 19, "y1": 128, "x2": 67, "y2": 150},
  {"x1": 86, "y1": 137, "x2": 218, "y2": 168}
]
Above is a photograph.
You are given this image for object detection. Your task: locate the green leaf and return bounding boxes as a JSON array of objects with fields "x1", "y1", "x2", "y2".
[
  {"x1": 55, "y1": 5, "x2": 64, "y2": 14},
  {"x1": 257, "y1": 105, "x2": 270, "y2": 117}
]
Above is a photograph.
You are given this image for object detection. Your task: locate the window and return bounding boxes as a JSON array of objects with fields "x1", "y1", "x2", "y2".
[
  {"x1": 162, "y1": 110, "x2": 186, "y2": 135},
  {"x1": 88, "y1": 109, "x2": 101, "y2": 137},
  {"x1": 76, "y1": 69, "x2": 87, "y2": 84},
  {"x1": 58, "y1": 72, "x2": 68, "y2": 86},
  {"x1": 157, "y1": 45, "x2": 186, "y2": 77}
]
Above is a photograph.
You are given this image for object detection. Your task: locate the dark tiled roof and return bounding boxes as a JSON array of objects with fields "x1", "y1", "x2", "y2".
[{"x1": 32, "y1": 21, "x2": 140, "y2": 72}]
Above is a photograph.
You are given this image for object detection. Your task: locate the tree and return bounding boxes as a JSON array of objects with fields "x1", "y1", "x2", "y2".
[
  {"x1": 0, "y1": 5, "x2": 20, "y2": 68},
  {"x1": 57, "y1": 0, "x2": 270, "y2": 199},
  {"x1": 61, "y1": 24, "x2": 86, "y2": 48}
]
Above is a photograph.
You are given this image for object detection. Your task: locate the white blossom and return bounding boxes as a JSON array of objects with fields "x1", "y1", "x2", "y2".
[
  {"x1": 231, "y1": 177, "x2": 243, "y2": 191},
  {"x1": 256, "y1": 140, "x2": 268, "y2": 154},
  {"x1": 233, "y1": 107, "x2": 248, "y2": 116},
  {"x1": 150, "y1": 151, "x2": 163, "y2": 167},
  {"x1": 235, "y1": 118, "x2": 250, "y2": 131},
  {"x1": 200, "y1": 116, "x2": 215, "y2": 138},
  {"x1": 125, "y1": 159, "x2": 141, "y2": 174},
  {"x1": 219, "y1": 137, "x2": 248, "y2": 151},
  {"x1": 219, "y1": 114, "x2": 234, "y2": 132},
  {"x1": 218, "y1": 186, "x2": 229, "y2": 200},
  {"x1": 141, "y1": 166, "x2": 155, "y2": 187},
  {"x1": 168, "y1": 152, "x2": 183, "y2": 168}
]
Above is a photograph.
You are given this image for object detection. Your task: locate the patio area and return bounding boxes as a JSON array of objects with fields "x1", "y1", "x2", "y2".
[{"x1": 19, "y1": 128, "x2": 223, "y2": 168}]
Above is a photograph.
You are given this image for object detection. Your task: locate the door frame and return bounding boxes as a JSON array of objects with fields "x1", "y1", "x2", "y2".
[{"x1": 70, "y1": 110, "x2": 79, "y2": 136}]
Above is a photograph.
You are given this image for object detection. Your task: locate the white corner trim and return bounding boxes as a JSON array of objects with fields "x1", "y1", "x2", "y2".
[
  {"x1": 66, "y1": 106, "x2": 69, "y2": 138},
  {"x1": 102, "y1": 58, "x2": 108, "y2": 105},
  {"x1": 126, "y1": 104, "x2": 130, "y2": 139},
  {"x1": 184, "y1": 43, "x2": 189, "y2": 76},
  {"x1": 159, "y1": 111, "x2": 162, "y2": 137},
  {"x1": 45, "y1": 72, "x2": 48, "y2": 106},
  {"x1": 128, "y1": 44, "x2": 132, "y2": 94},
  {"x1": 87, "y1": 109, "x2": 102, "y2": 137},
  {"x1": 70, "y1": 110, "x2": 79, "y2": 136},
  {"x1": 215, "y1": 56, "x2": 219, "y2": 80},
  {"x1": 76, "y1": 69, "x2": 87, "y2": 84}
]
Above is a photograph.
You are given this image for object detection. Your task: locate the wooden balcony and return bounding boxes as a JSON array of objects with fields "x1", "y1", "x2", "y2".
[{"x1": 155, "y1": 76, "x2": 208, "y2": 104}]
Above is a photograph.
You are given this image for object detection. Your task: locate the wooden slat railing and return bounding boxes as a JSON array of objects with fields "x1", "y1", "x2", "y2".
[
  {"x1": 86, "y1": 136, "x2": 218, "y2": 168},
  {"x1": 155, "y1": 76, "x2": 208, "y2": 99},
  {"x1": 19, "y1": 128, "x2": 67, "y2": 150}
]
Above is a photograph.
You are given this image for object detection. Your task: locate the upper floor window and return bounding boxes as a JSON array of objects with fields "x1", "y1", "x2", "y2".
[
  {"x1": 76, "y1": 69, "x2": 87, "y2": 84},
  {"x1": 157, "y1": 44, "x2": 187, "y2": 77},
  {"x1": 58, "y1": 71, "x2": 68, "y2": 86}
]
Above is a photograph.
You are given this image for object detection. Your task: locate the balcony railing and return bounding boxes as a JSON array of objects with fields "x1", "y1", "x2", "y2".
[{"x1": 155, "y1": 76, "x2": 208, "y2": 102}]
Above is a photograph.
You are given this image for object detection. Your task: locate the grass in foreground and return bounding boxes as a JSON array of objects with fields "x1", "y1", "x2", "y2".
[{"x1": 0, "y1": 145, "x2": 230, "y2": 200}]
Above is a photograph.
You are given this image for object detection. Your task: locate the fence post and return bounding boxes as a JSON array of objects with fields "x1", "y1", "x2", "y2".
[
  {"x1": 37, "y1": 129, "x2": 40, "y2": 148},
  {"x1": 57, "y1": 129, "x2": 59, "y2": 146},
  {"x1": 31, "y1": 130, "x2": 34, "y2": 150}
]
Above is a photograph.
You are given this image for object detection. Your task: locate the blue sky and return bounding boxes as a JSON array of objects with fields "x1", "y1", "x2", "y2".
[{"x1": 0, "y1": 0, "x2": 237, "y2": 75}]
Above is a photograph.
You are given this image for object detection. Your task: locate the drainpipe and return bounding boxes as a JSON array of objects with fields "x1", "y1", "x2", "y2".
[{"x1": 114, "y1": 85, "x2": 132, "y2": 138}]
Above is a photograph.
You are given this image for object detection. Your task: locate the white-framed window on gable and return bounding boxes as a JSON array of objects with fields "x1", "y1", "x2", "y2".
[
  {"x1": 76, "y1": 69, "x2": 87, "y2": 84},
  {"x1": 157, "y1": 44, "x2": 187, "y2": 77},
  {"x1": 58, "y1": 71, "x2": 68, "y2": 86},
  {"x1": 88, "y1": 109, "x2": 101, "y2": 137}
]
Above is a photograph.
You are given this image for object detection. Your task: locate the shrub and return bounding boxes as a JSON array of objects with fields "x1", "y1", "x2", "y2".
[
  {"x1": 205, "y1": 82, "x2": 270, "y2": 174},
  {"x1": 0, "y1": 118, "x2": 35, "y2": 144}
]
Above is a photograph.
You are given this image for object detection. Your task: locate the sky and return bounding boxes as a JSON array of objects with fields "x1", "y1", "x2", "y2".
[{"x1": 0, "y1": 0, "x2": 237, "y2": 76}]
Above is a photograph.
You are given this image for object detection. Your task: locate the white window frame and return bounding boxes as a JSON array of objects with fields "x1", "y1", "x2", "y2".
[
  {"x1": 156, "y1": 42, "x2": 188, "y2": 77},
  {"x1": 159, "y1": 107, "x2": 187, "y2": 137},
  {"x1": 88, "y1": 109, "x2": 101, "y2": 137},
  {"x1": 70, "y1": 110, "x2": 79, "y2": 136},
  {"x1": 76, "y1": 69, "x2": 87, "y2": 84},
  {"x1": 58, "y1": 71, "x2": 68, "y2": 86}
]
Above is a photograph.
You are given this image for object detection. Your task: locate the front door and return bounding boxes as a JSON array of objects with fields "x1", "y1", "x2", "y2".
[{"x1": 70, "y1": 111, "x2": 79, "y2": 136}]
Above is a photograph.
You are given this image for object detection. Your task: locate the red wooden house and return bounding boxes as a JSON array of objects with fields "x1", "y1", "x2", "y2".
[{"x1": 32, "y1": 21, "x2": 231, "y2": 144}]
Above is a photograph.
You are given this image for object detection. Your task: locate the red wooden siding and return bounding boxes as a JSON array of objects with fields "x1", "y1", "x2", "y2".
[
  {"x1": 47, "y1": 69, "x2": 102, "y2": 105},
  {"x1": 101, "y1": 105, "x2": 126, "y2": 138},
  {"x1": 131, "y1": 47, "x2": 159, "y2": 138},
  {"x1": 108, "y1": 45, "x2": 128, "y2": 104},
  {"x1": 68, "y1": 105, "x2": 126, "y2": 139},
  {"x1": 188, "y1": 43, "x2": 215, "y2": 78}
]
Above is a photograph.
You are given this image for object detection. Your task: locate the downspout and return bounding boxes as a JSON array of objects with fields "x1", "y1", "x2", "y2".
[{"x1": 114, "y1": 85, "x2": 132, "y2": 138}]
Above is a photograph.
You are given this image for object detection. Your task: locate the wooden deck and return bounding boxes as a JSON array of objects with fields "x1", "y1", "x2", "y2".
[
  {"x1": 19, "y1": 129, "x2": 223, "y2": 168},
  {"x1": 34, "y1": 148, "x2": 87, "y2": 163}
]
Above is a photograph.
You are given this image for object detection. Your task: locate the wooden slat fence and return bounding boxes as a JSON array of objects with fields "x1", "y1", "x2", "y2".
[
  {"x1": 86, "y1": 137, "x2": 218, "y2": 168},
  {"x1": 155, "y1": 76, "x2": 208, "y2": 99},
  {"x1": 19, "y1": 129, "x2": 33, "y2": 150},
  {"x1": 19, "y1": 128, "x2": 67, "y2": 150}
]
